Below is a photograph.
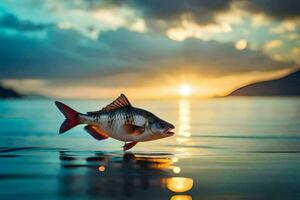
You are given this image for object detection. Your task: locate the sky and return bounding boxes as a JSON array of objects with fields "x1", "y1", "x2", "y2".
[{"x1": 0, "y1": 0, "x2": 299, "y2": 99}]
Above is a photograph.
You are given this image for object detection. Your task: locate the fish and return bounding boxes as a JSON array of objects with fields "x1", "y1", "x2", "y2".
[{"x1": 55, "y1": 94, "x2": 175, "y2": 151}]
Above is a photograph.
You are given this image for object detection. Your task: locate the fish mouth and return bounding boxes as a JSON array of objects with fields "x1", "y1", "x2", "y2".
[{"x1": 165, "y1": 128, "x2": 175, "y2": 136}]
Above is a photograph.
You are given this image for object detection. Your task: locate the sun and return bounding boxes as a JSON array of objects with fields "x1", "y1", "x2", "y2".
[{"x1": 178, "y1": 84, "x2": 192, "y2": 96}]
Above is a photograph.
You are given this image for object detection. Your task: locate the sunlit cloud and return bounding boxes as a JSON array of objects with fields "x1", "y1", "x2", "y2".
[
  {"x1": 215, "y1": 8, "x2": 245, "y2": 25},
  {"x1": 251, "y1": 14, "x2": 271, "y2": 27},
  {"x1": 235, "y1": 39, "x2": 248, "y2": 50},
  {"x1": 286, "y1": 33, "x2": 299, "y2": 40},
  {"x1": 264, "y1": 39, "x2": 283, "y2": 50},
  {"x1": 270, "y1": 20, "x2": 297, "y2": 34},
  {"x1": 290, "y1": 47, "x2": 300, "y2": 63},
  {"x1": 291, "y1": 47, "x2": 300, "y2": 55},
  {"x1": 166, "y1": 18, "x2": 232, "y2": 41},
  {"x1": 271, "y1": 54, "x2": 284, "y2": 62}
]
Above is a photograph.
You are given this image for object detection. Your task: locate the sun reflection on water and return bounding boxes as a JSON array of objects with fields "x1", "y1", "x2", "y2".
[
  {"x1": 170, "y1": 195, "x2": 192, "y2": 200},
  {"x1": 177, "y1": 99, "x2": 191, "y2": 145},
  {"x1": 98, "y1": 165, "x2": 105, "y2": 172},
  {"x1": 165, "y1": 177, "x2": 194, "y2": 193},
  {"x1": 60, "y1": 151, "x2": 194, "y2": 199}
]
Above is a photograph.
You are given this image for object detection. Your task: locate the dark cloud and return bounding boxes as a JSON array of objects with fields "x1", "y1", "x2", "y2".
[
  {"x1": 73, "y1": 0, "x2": 300, "y2": 30},
  {"x1": 0, "y1": 29, "x2": 123, "y2": 79},
  {"x1": 6, "y1": 0, "x2": 299, "y2": 35},
  {"x1": 0, "y1": 13, "x2": 53, "y2": 31},
  {"x1": 120, "y1": 0, "x2": 300, "y2": 23},
  {"x1": 50, "y1": 0, "x2": 300, "y2": 34},
  {"x1": 243, "y1": 0, "x2": 300, "y2": 20},
  {"x1": 124, "y1": 0, "x2": 232, "y2": 29},
  {"x1": 0, "y1": 27, "x2": 296, "y2": 85},
  {"x1": 34, "y1": 0, "x2": 233, "y2": 29}
]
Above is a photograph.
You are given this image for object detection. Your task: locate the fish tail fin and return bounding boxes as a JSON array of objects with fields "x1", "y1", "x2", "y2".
[{"x1": 55, "y1": 101, "x2": 80, "y2": 134}]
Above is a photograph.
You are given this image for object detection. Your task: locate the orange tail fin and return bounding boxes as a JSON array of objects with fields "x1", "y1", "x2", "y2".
[{"x1": 55, "y1": 101, "x2": 80, "y2": 134}]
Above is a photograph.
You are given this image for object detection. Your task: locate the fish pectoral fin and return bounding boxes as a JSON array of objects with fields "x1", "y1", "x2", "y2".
[
  {"x1": 84, "y1": 125, "x2": 108, "y2": 140},
  {"x1": 123, "y1": 141, "x2": 138, "y2": 151},
  {"x1": 123, "y1": 124, "x2": 145, "y2": 136}
]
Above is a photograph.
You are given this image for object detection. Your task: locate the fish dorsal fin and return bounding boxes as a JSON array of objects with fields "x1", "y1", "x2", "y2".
[
  {"x1": 88, "y1": 94, "x2": 131, "y2": 114},
  {"x1": 101, "y1": 94, "x2": 131, "y2": 112}
]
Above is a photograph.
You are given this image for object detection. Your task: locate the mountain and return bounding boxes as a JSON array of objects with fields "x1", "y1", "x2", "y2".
[
  {"x1": 228, "y1": 70, "x2": 300, "y2": 96},
  {"x1": 0, "y1": 83, "x2": 22, "y2": 98}
]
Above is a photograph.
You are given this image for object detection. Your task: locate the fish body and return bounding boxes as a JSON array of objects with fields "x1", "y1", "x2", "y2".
[{"x1": 55, "y1": 94, "x2": 175, "y2": 150}]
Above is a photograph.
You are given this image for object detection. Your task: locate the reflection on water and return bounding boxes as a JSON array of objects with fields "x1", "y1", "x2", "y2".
[
  {"x1": 170, "y1": 195, "x2": 193, "y2": 200},
  {"x1": 1, "y1": 98, "x2": 300, "y2": 199},
  {"x1": 177, "y1": 99, "x2": 191, "y2": 145},
  {"x1": 178, "y1": 99, "x2": 191, "y2": 138},
  {"x1": 98, "y1": 165, "x2": 105, "y2": 172},
  {"x1": 164, "y1": 177, "x2": 194, "y2": 192},
  {"x1": 58, "y1": 151, "x2": 194, "y2": 199}
]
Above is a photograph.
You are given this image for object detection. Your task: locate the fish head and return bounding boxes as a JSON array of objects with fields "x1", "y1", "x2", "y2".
[{"x1": 148, "y1": 116, "x2": 175, "y2": 139}]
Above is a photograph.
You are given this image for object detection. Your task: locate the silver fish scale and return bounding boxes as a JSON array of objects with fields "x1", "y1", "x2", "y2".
[
  {"x1": 120, "y1": 109, "x2": 146, "y2": 127},
  {"x1": 84, "y1": 108, "x2": 147, "y2": 139},
  {"x1": 113, "y1": 112, "x2": 123, "y2": 133}
]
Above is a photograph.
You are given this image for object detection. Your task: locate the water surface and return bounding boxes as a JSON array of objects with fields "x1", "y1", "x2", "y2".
[{"x1": 0, "y1": 97, "x2": 300, "y2": 199}]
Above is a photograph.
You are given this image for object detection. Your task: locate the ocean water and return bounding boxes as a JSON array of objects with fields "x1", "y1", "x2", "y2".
[{"x1": 0, "y1": 97, "x2": 300, "y2": 200}]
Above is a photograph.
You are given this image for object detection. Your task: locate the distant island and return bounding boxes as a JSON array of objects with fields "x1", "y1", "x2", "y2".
[
  {"x1": 0, "y1": 83, "x2": 47, "y2": 99},
  {"x1": 0, "y1": 83, "x2": 22, "y2": 98},
  {"x1": 228, "y1": 70, "x2": 300, "y2": 96}
]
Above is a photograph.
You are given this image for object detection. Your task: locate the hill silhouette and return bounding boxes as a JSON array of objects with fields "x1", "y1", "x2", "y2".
[
  {"x1": 228, "y1": 70, "x2": 300, "y2": 96},
  {"x1": 0, "y1": 83, "x2": 22, "y2": 98}
]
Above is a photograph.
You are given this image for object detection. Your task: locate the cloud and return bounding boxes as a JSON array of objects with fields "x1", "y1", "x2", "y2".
[
  {"x1": 0, "y1": 1, "x2": 146, "y2": 40},
  {"x1": 0, "y1": 26, "x2": 296, "y2": 85},
  {"x1": 75, "y1": 0, "x2": 300, "y2": 29},
  {"x1": 235, "y1": 39, "x2": 248, "y2": 50},
  {"x1": 124, "y1": 0, "x2": 232, "y2": 28},
  {"x1": 243, "y1": 0, "x2": 300, "y2": 20},
  {"x1": 0, "y1": 13, "x2": 53, "y2": 31},
  {"x1": 21, "y1": 0, "x2": 233, "y2": 31},
  {"x1": 270, "y1": 21, "x2": 297, "y2": 34},
  {"x1": 264, "y1": 39, "x2": 283, "y2": 50}
]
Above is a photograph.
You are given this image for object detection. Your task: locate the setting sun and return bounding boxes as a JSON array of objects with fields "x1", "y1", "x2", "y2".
[{"x1": 178, "y1": 84, "x2": 192, "y2": 96}]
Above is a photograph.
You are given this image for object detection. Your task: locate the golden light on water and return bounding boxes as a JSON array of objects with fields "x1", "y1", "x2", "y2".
[
  {"x1": 170, "y1": 195, "x2": 192, "y2": 200},
  {"x1": 98, "y1": 165, "x2": 105, "y2": 172},
  {"x1": 173, "y1": 166, "x2": 181, "y2": 174},
  {"x1": 172, "y1": 157, "x2": 179, "y2": 163},
  {"x1": 177, "y1": 99, "x2": 191, "y2": 145},
  {"x1": 178, "y1": 84, "x2": 192, "y2": 96},
  {"x1": 165, "y1": 177, "x2": 194, "y2": 193}
]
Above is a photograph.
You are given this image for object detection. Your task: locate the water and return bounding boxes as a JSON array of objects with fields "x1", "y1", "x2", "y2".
[{"x1": 0, "y1": 97, "x2": 300, "y2": 199}]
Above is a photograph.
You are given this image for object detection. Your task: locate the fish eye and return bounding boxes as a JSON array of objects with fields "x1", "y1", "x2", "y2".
[{"x1": 158, "y1": 122, "x2": 165, "y2": 128}]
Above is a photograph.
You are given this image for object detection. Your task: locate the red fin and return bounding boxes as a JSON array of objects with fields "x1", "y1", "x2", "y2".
[
  {"x1": 55, "y1": 101, "x2": 80, "y2": 134},
  {"x1": 123, "y1": 141, "x2": 138, "y2": 151},
  {"x1": 84, "y1": 125, "x2": 108, "y2": 140}
]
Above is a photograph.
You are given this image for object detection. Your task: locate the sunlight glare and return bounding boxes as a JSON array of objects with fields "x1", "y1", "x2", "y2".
[
  {"x1": 173, "y1": 166, "x2": 181, "y2": 174},
  {"x1": 178, "y1": 84, "x2": 192, "y2": 96}
]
